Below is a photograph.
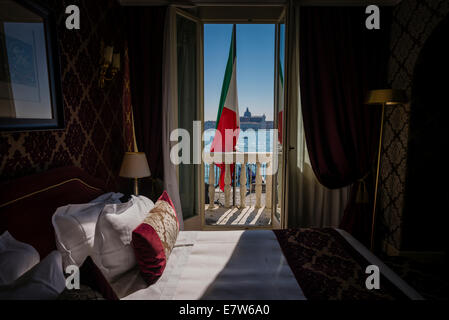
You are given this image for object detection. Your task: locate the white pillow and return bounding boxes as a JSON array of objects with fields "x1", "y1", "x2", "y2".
[
  {"x1": 0, "y1": 231, "x2": 40, "y2": 285},
  {"x1": 52, "y1": 193, "x2": 124, "y2": 269},
  {"x1": 105, "y1": 195, "x2": 155, "y2": 245},
  {"x1": 92, "y1": 195, "x2": 154, "y2": 280},
  {"x1": 52, "y1": 202, "x2": 105, "y2": 269},
  {"x1": 0, "y1": 251, "x2": 66, "y2": 300}
]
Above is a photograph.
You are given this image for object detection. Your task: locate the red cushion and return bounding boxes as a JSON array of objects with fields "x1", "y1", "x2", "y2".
[
  {"x1": 158, "y1": 190, "x2": 179, "y2": 227},
  {"x1": 132, "y1": 224, "x2": 167, "y2": 285},
  {"x1": 131, "y1": 191, "x2": 179, "y2": 285},
  {"x1": 159, "y1": 191, "x2": 174, "y2": 209}
]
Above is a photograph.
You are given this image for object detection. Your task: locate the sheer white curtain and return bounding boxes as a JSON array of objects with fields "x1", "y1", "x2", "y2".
[
  {"x1": 285, "y1": 0, "x2": 350, "y2": 228},
  {"x1": 162, "y1": 6, "x2": 184, "y2": 230},
  {"x1": 295, "y1": 125, "x2": 351, "y2": 227}
]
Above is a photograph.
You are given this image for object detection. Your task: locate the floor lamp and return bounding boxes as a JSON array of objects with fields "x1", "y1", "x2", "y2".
[{"x1": 365, "y1": 89, "x2": 407, "y2": 251}]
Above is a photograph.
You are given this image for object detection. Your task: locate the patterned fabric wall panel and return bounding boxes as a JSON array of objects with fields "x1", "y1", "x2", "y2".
[
  {"x1": 379, "y1": 0, "x2": 449, "y2": 253},
  {"x1": 0, "y1": 0, "x2": 135, "y2": 190}
]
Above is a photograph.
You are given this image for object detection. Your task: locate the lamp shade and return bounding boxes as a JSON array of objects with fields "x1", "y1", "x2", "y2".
[
  {"x1": 365, "y1": 89, "x2": 408, "y2": 106},
  {"x1": 119, "y1": 152, "x2": 151, "y2": 178}
]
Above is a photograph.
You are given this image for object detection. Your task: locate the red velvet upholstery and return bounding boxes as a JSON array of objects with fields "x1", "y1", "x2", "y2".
[
  {"x1": 132, "y1": 223, "x2": 167, "y2": 285},
  {"x1": 0, "y1": 166, "x2": 105, "y2": 259}
]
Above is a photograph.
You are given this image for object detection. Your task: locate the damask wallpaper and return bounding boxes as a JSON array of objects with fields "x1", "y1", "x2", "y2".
[
  {"x1": 379, "y1": 0, "x2": 449, "y2": 253},
  {"x1": 0, "y1": 0, "x2": 134, "y2": 190}
]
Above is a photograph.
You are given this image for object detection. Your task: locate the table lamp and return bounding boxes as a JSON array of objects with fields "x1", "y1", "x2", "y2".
[
  {"x1": 119, "y1": 152, "x2": 151, "y2": 195},
  {"x1": 365, "y1": 89, "x2": 407, "y2": 251}
]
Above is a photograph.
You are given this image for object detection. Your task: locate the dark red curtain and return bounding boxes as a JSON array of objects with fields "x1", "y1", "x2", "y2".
[
  {"x1": 124, "y1": 7, "x2": 166, "y2": 181},
  {"x1": 299, "y1": 7, "x2": 392, "y2": 245}
]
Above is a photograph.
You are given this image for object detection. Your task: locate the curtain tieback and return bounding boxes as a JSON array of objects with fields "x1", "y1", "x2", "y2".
[{"x1": 355, "y1": 172, "x2": 370, "y2": 204}]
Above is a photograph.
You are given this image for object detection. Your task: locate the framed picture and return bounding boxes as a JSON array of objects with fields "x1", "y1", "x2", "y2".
[{"x1": 0, "y1": 0, "x2": 63, "y2": 131}]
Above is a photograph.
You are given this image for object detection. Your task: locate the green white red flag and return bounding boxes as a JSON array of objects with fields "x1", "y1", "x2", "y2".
[{"x1": 210, "y1": 24, "x2": 239, "y2": 190}]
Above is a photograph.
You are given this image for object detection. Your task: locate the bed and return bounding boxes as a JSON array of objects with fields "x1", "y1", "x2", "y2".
[{"x1": 0, "y1": 167, "x2": 423, "y2": 300}]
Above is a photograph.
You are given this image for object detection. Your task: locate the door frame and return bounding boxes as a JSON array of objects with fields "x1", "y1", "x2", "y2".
[
  {"x1": 272, "y1": 9, "x2": 286, "y2": 230},
  {"x1": 175, "y1": 7, "x2": 204, "y2": 223},
  {"x1": 175, "y1": 5, "x2": 288, "y2": 231}
]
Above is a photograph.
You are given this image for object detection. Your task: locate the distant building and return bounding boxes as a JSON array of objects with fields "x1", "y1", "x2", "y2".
[
  {"x1": 240, "y1": 107, "x2": 271, "y2": 130},
  {"x1": 204, "y1": 107, "x2": 273, "y2": 131}
]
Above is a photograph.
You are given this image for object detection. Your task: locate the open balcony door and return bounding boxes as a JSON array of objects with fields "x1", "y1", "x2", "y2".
[
  {"x1": 173, "y1": 5, "x2": 287, "y2": 230},
  {"x1": 175, "y1": 8, "x2": 204, "y2": 222}
]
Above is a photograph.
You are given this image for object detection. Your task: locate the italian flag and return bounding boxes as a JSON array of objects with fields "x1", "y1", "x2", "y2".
[{"x1": 210, "y1": 24, "x2": 239, "y2": 190}]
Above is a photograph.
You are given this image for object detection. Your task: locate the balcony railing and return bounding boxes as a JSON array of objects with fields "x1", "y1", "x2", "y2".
[{"x1": 204, "y1": 152, "x2": 274, "y2": 211}]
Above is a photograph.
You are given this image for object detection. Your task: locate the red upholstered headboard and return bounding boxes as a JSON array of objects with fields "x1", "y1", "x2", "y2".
[{"x1": 0, "y1": 166, "x2": 106, "y2": 258}]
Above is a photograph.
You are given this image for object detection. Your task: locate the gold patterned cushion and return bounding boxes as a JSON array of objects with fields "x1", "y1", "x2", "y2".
[{"x1": 141, "y1": 197, "x2": 179, "y2": 258}]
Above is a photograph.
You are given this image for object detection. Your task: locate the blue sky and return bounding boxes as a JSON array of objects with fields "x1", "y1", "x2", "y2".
[{"x1": 204, "y1": 24, "x2": 275, "y2": 121}]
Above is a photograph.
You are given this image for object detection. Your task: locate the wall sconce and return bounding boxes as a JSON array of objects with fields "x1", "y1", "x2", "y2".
[{"x1": 99, "y1": 41, "x2": 120, "y2": 88}]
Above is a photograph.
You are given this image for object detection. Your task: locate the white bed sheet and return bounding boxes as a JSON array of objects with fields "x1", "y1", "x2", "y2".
[{"x1": 111, "y1": 229, "x2": 423, "y2": 300}]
